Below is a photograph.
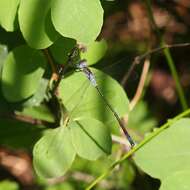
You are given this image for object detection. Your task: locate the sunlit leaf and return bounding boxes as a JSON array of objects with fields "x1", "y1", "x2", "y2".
[
  {"x1": 23, "y1": 78, "x2": 49, "y2": 107},
  {"x1": 134, "y1": 118, "x2": 190, "y2": 190},
  {"x1": 0, "y1": 180, "x2": 19, "y2": 190},
  {"x1": 160, "y1": 170, "x2": 190, "y2": 190},
  {"x1": 81, "y1": 39, "x2": 107, "y2": 65},
  {"x1": 33, "y1": 127, "x2": 76, "y2": 178},
  {"x1": 18, "y1": 0, "x2": 59, "y2": 49},
  {"x1": 0, "y1": 0, "x2": 20, "y2": 31},
  {"x1": 60, "y1": 68, "x2": 129, "y2": 130},
  {"x1": 51, "y1": 0, "x2": 104, "y2": 44},
  {"x1": 70, "y1": 117, "x2": 112, "y2": 160},
  {"x1": 2, "y1": 45, "x2": 46, "y2": 102}
]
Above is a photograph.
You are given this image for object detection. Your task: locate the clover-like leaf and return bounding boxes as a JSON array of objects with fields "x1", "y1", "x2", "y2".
[
  {"x1": 2, "y1": 45, "x2": 46, "y2": 102},
  {"x1": 70, "y1": 117, "x2": 112, "y2": 160},
  {"x1": 60, "y1": 68, "x2": 129, "y2": 130},
  {"x1": 160, "y1": 170, "x2": 190, "y2": 190},
  {"x1": 0, "y1": 0, "x2": 20, "y2": 31},
  {"x1": 51, "y1": 0, "x2": 104, "y2": 44},
  {"x1": 81, "y1": 39, "x2": 107, "y2": 65},
  {"x1": 19, "y1": 0, "x2": 59, "y2": 49},
  {"x1": 33, "y1": 127, "x2": 76, "y2": 178},
  {"x1": 134, "y1": 118, "x2": 190, "y2": 190}
]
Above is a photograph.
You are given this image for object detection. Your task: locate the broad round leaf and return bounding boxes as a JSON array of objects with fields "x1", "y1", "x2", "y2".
[
  {"x1": 70, "y1": 117, "x2": 112, "y2": 160},
  {"x1": 33, "y1": 127, "x2": 76, "y2": 178},
  {"x1": 51, "y1": 0, "x2": 104, "y2": 44},
  {"x1": 2, "y1": 45, "x2": 46, "y2": 102},
  {"x1": 50, "y1": 37, "x2": 76, "y2": 64},
  {"x1": 19, "y1": 0, "x2": 59, "y2": 49},
  {"x1": 23, "y1": 78, "x2": 49, "y2": 107},
  {"x1": 0, "y1": 45, "x2": 8, "y2": 73},
  {"x1": 0, "y1": 0, "x2": 20, "y2": 31},
  {"x1": 134, "y1": 118, "x2": 190, "y2": 188},
  {"x1": 0, "y1": 180, "x2": 19, "y2": 190},
  {"x1": 60, "y1": 68, "x2": 129, "y2": 128},
  {"x1": 81, "y1": 39, "x2": 107, "y2": 65},
  {"x1": 160, "y1": 171, "x2": 190, "y2": 190}
]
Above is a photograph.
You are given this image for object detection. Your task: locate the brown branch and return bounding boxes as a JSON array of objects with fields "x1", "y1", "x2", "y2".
[
  {"x1": 43, "y1": 49, "x2": 57, "y2": 75},
  {"x1": 0, "y1": 112, "x2": 45, "y2": 125}
]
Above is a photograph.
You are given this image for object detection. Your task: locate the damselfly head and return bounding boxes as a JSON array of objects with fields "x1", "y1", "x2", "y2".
[{"x1": 76, "y1": 59, "x2": 88, "y2": 69}]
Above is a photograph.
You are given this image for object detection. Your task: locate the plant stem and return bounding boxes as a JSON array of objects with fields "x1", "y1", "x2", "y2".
[
  {"x1": 130, "y1": 58, "x2": 150, "y2": 110},
  {"x1": 163, "y1": 46, "x2": 188, "y2": 110},
  {"x1": 144, "y1": 0, "x2": 188, "y2": 111},
  {"x1": 85, "y1": 108, "x2": 190, "y2": 190}
]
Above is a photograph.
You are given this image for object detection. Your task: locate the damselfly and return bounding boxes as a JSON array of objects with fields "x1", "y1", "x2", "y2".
[
  {"x1": 74, "y1": 59, "x2": 135, "y2": 147},
  {"x1": 33, "y1": 47, "x2": 135, "y2": 178},
  {"x1": 54, "y1": 47, "x2": 135, "y2": 147}
]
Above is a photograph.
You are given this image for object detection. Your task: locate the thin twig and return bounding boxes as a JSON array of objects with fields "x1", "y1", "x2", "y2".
[
  {"x1": 51, "y1": 47, "x2": 79, "y2": 95},
  {"x1": 43, "y1": 49, "x2": 57, "y2": 75},
  {"x1": 121, "y1": 42, "x2": 190, "y2": 86},
  {"x1": 130, "y1": 58, "x2": 150, "y2": 110},
  {"x1": 0, "y1": 113, "x2": 44, "y2": 125},
  {"x1": 137, "y1": 43, "x2": 190, "y2": 62}
]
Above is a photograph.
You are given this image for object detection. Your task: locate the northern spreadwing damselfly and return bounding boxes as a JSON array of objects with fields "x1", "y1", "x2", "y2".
[
  {"x1": 56, "y1": 47, "x2": 135, "y2": 148},
  {"x1": 33, "y1": 46, "x2": 135, "y2": 179}
]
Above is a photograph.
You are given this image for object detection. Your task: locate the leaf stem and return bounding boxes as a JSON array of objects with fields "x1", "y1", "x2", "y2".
[{"x1": 85, "y1": 108, "x2": 190, "y2": 190}]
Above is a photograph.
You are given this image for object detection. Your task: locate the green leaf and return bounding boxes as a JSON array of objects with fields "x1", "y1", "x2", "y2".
[
  {"x1": 50, "y1": 37, "x2": 76, "y2": 64},
  {"x1": 70, "y1": 117, "x2": 112, "y2": 160},
  {"x1": 160, "y1": 170, "x2": 190, "y2": 190},
  {"x1": 16, "y1": 104, "x2": 55, "y2": 123},
  {"x1": 0, "y1": 44, "x2": 8, "y2": 73},
  {"x1": 0, "y1": 0, "x2": 20, "y2": 31},
  {"x1": 18, "y1": 0, "x2": 59, "y2": 49},
  {"x1": 33, "y1": 127, "x2": 76, "y2": 178},
  {"x1": 45, "y1": 182, "x2": 74, "y2": 190},
  {"x1": 0, "y1": 180, "x2": 19, "y2": 190},
  {"x1": 81, "y1": 40, "x2": 107, "y2": 65},
  {"x1": 134, "y1": 118, "x2": 190, "y2": 189},
  {"x1": 51, "y1": 0, "x2": 104, "y2": 44},
  {"x1": 60, "y1": 68, "x2": 129, "y2": 129},
  {"x1": 22, "y1": 78, "x2": 49, "y2": 107},
  {"x1": 1, "y1": 45, "x2": 46, "y2": 102},
  {"x1": 0, "y1": 119, "x2": 44, "y2": 149}
]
